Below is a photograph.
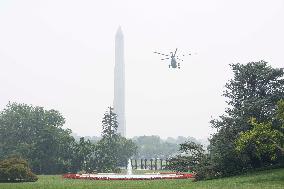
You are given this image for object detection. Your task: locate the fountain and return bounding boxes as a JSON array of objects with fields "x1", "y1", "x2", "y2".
[
  {"x1": 63, "y1": 159, "x2": 194, "y2": 180},
  {"x1": 127, "y1": 159, "x2": 133, "y2": 175}
]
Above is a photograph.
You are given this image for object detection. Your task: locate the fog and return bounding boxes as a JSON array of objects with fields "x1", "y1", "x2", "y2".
[{"x1": 0, "y1": 0, "x2": 283, "y2": 139}]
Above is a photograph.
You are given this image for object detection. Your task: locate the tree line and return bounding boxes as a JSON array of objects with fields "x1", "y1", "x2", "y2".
[
  {"x1": 0, "y1": 104, "x2": 136, "y2": 174},
  {"x1": 73, "y1": 133, "x2": 207, "y2": 160},
  {"x1": 132, "y1": 135, "x2": 206, "y2": 159}
]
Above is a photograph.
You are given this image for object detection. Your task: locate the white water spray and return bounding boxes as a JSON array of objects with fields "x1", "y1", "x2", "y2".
[{"x1": 127, "y1": 159, "x2": 133, "y2": 175}]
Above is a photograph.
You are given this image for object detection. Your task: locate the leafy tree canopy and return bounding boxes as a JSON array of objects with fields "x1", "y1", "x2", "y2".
[
  {"x1": 0, "y1": 102, "x2": 74, "y2": 174},
  {"x1": 209, "y1": 61, "x2": 284, "y2": 175},
  {"x1": 235, "y1": 100, "x2": 284, "y2": 160}
]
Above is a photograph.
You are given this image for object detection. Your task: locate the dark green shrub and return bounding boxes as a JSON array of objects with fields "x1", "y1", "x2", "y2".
[{"x1": 0, "y1": 157, "x2": 38, "y2": 182}]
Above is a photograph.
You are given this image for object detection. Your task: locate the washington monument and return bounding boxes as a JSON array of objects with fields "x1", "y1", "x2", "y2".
[{"x1": 113, "y1": 26, "x2": 126, "y2": 137}]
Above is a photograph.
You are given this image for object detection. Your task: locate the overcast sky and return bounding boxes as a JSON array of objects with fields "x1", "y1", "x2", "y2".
[{"x1": 0, "y1": 0, "x2": 283, "y2": 139}]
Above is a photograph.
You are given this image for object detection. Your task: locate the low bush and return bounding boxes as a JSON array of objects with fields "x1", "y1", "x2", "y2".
[{"x1": 0, "y1": 157, "x2": 38, "y2": 182}]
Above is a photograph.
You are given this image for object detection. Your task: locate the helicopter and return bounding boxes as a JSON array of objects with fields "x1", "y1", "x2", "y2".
[{"x1": 154, "y1": 48, "x2": 189, "y2": 69}]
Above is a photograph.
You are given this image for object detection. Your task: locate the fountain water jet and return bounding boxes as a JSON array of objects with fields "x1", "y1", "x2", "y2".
[{"x1": 127, "y1": 159, "x2": 132, "y2": 175}]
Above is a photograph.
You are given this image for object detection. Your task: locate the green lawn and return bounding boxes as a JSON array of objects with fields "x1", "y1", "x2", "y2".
[{"x1": 0, "y1": 168, "x2": 283, "y2": 189}]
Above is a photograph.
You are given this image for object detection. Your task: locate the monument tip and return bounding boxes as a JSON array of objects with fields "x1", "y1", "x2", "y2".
[{"x1": 116, "y1": 26, "x2": 123, "y2": 37}]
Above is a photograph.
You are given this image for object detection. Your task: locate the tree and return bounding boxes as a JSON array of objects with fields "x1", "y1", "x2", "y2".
[
  {"x1": 209, "y1": 61, "x2": 284, "y2": 176},
  {"x1": 70, "y1": 137, "x2": 95, "y2": 173},
  {"x1": 168, "y1": 141, "x2": 205, "y2": 172},
  {"x1": 116, "y1": 136, "x2": 138, "y2": 166},
  {"x1": 95, "y1": 107, "x2": 119, "y2": 172},
  {"x1": 0, "y1": 102, "x2": 75, "y2": 174},
  {"x1": 91, "y1": 107, "x2": 137, "y2": 172},
  {"x1": 101, "y1": 107, "x2": 119, "y2": 139}
]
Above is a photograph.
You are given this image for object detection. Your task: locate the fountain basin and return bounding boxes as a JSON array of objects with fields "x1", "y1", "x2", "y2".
[{"x1": 63, "y1": 172, "x2": 194, "y2": 180}]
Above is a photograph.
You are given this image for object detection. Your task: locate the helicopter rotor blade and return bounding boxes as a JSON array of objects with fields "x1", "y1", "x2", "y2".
[
  {"x1": 154, "y1": 51, "x2": 162, "y2": 54},
  {"x1": 153, "y1": 51, "x2": 162, "y2": 54},
  {"x1": 154, "y1": 51, "x2": 169, "y2": 56},
  {"x1": 161, "y1": 58, "x2": 170, "y2": 60},
  {"x1": 173, "y1": 48, "x2": 178, "y2": 57}
]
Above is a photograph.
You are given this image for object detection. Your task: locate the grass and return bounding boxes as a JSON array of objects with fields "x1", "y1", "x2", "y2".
[{"x1": 0, "y1": 168, "x2": 283, "y2": 189}]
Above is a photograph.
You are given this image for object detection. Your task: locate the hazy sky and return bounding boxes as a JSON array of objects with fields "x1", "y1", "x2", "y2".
[{"x1": 0, "y1": 0, "x2": 283, "y2": 139}]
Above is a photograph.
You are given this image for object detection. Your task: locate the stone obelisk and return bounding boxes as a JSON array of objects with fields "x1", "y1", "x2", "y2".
[{"x1": 113, "y1": 26, "x2": 126, "y2": 137}]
